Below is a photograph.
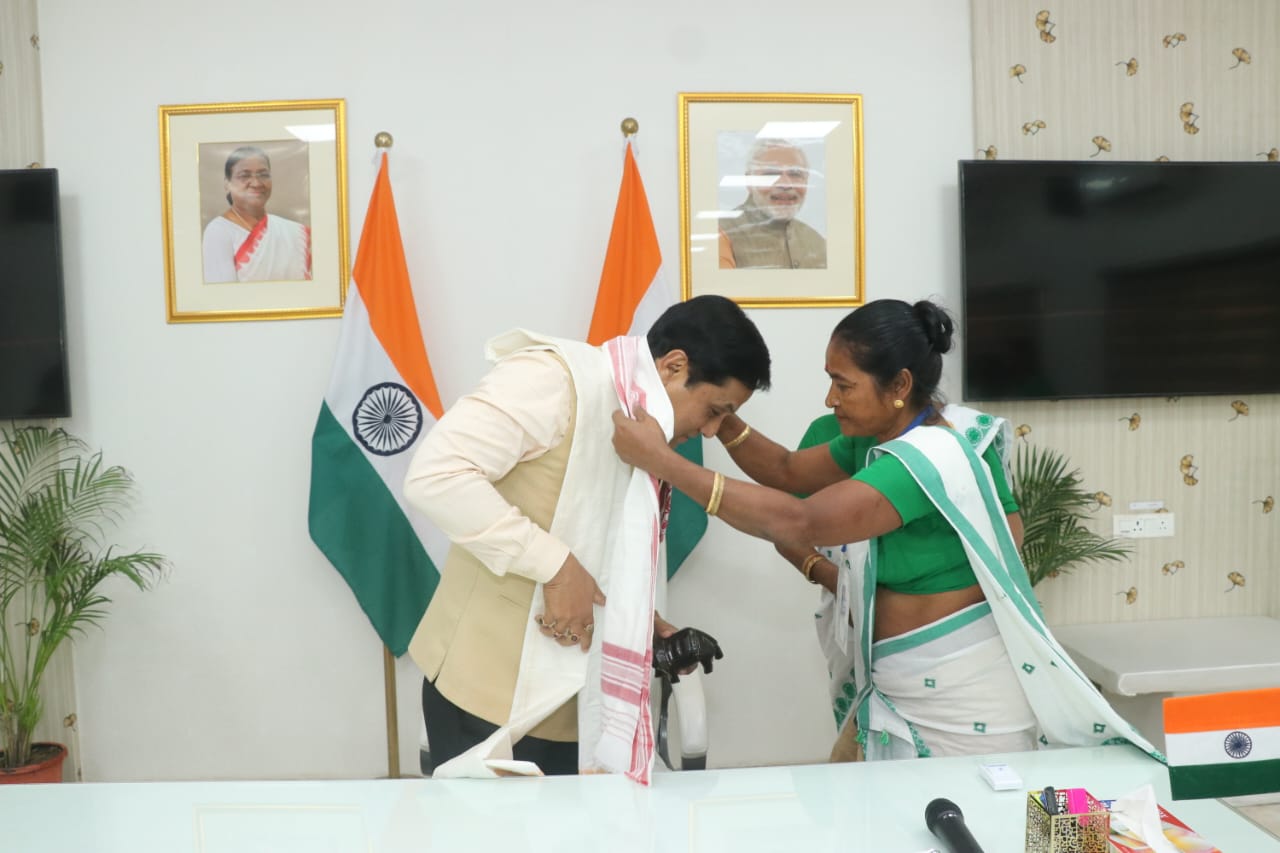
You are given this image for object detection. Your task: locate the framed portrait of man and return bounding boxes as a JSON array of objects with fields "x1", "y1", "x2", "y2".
[
  {"x1": 159, "y1": 99, "x2": 349, "y2": 323},
  {"x1": 678, "y1": 93, "x2": 864, "y2": 308}
]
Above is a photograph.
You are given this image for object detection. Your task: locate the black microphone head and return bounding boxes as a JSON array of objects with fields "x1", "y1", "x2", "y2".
[{"x1": 925, "y1": 797, "x2": 963, "y2": 833}]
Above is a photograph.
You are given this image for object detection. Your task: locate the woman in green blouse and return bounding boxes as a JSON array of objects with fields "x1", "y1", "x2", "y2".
[{"x1": 612, "y1": 299, "x2": 1159, "y2": 762}]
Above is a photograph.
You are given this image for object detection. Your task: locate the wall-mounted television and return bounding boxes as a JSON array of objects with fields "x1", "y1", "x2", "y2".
[
  {"x1": 959, "y1": 160, "x2": 1280, "y2": 402},
  {"x1": 0, "y1": 168, "x2": 71, "y2": 419}
]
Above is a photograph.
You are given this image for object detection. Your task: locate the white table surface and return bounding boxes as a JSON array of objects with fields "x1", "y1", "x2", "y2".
[
  {"x1": 3, "y1": 746, "x2": 1278, "y2": 852},
  {"x1": 1054, "y1": 616, "x2": 1280, "y2": 696}
]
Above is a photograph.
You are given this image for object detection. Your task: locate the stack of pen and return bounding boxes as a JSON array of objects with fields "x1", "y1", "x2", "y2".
[{"x1": 1023, "y1": 786, "x2": 1111, "y2": 853}]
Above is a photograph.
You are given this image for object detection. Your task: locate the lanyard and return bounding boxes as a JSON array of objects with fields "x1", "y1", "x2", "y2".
[{"x1": 898, "y1": 406, "x2": 933, "y2": 438}]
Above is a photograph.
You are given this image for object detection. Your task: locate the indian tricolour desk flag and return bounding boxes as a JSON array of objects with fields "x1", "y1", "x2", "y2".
[
  {"x1": 587, "y1": 137, "x2": 705, "y2": 575},
  {"x1": 308, "y1": 152, "x2": 450, "y2": 655},
  {"x1": 1164, "y1": 687, "x2": 1280, "y2": 800}
]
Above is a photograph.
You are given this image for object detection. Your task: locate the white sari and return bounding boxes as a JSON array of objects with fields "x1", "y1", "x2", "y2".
[
  {"x1": 816, "y1": 406, "x2": 1162, "y2": 761},
  {"x1": 201, "y1": 214, "x2": 311, "y2": 283}
]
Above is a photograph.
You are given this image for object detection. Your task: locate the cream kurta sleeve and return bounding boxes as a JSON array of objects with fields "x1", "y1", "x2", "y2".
[{"x1": 403, "y1": 350, "x2": 574, "y2": 584}]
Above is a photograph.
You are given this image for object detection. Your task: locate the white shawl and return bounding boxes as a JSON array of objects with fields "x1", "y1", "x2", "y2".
[{"x1": 431, "y1": 332, "x2": 669, "y2": 783}]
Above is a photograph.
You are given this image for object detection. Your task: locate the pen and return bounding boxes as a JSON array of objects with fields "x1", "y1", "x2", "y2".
[{"x1": 1042, "y1": 786, "x2": 1059, "y2": 815}]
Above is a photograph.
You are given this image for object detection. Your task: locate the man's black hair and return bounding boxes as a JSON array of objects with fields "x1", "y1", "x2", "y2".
[{"x1": 647, "y1": 295, "x2": 771, "y2": 390}]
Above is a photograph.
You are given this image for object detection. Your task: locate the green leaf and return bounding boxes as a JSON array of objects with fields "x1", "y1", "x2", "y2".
[
  {"x1": 1011, "y1": 442, "x2": 1131, "y2": 587},
  {"x1": 0, "y1": 425, "x2": 167, "y2": 769}
]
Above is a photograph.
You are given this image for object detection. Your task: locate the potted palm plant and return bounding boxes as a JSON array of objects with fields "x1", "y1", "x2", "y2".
[
  {"x1": 1, "y1": 425, "x2": 165, "y2": 782},
  {"x1": 1011, "y1": 442, "x2": 1131, "y2": 587}
]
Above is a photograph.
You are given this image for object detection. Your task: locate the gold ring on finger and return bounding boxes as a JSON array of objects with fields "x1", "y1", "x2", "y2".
[
  {"x1": 584, "y1": 623, "x2": 594, "y2": 633},
  {"x1": 569, "y1": 633, "x2": 580, "y2": 643}
]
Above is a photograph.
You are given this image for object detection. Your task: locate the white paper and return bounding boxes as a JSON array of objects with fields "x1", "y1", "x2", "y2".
[{"x1": 1108, "y1": 784, "x2": 1180, "y2": 853}]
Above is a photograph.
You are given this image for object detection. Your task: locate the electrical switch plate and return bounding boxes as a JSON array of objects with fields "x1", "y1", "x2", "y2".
[{"x1": 1113, "y1": 513, "x2": 1176, "y2": 538}]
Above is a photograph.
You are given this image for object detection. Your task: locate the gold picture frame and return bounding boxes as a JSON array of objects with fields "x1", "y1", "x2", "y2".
[
  {"x1": 158, "y1": 99, "x2": 349, "y2": 323},
  {"x1": 678, "y1": 92, "x2": 865, "y2": 308}
]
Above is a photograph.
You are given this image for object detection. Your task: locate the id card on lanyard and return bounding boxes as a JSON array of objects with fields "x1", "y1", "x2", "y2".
[{"x1": 826, "y1": 546, "x2": 853, "y2": 654}]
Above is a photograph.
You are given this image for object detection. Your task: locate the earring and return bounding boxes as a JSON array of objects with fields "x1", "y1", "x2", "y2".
[{"x1": 893, "y1": 399, "x2": 905, "y2": 409}]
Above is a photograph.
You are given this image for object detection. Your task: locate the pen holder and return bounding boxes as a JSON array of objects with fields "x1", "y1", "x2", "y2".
[{"x1": 1024, "y1": 788, "x2": 1110, "y2": 853}]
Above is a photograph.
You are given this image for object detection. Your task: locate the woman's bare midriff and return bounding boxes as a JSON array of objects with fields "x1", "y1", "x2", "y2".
[{"x1": 873, "y1": 583, "x2": 987, "y2": 642}]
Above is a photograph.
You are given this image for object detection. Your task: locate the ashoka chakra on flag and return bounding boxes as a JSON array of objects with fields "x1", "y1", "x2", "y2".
[
  {"x1": 353, "y1": 382, "x2": 422, "y2": 456},
  {"x1": 1224, "y1": 730, "x2": 1253, "y2": 759}
]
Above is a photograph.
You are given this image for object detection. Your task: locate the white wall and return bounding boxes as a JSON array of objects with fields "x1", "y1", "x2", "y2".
[{"x1": 37, "y1": 0, "x2": 974, "y2": 780}]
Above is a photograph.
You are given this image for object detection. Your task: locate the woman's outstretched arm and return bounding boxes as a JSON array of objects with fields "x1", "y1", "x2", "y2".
[
  {"x1": 615, "y1": 407, "x2": 900, "y2": 547},
  {"x1": 713, "y1": 413, "x2": 848, "y2": 495}
]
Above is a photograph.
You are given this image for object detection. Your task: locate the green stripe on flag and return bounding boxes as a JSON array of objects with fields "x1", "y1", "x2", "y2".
[
  {"x1": 1168, "y1": 757, "x2": 1280, "y2": 800},
  {"x1": 665, "y1": 437, "x2": 706, "y2": 577},
  {"x1": 309, "y1": 403, "x2": 438, "y2": 656}
]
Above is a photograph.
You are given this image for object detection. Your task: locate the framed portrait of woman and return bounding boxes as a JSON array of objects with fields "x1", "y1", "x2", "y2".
[
  {"x1": 158, "y1": 99, "x2": 349, "y2": 323},
  {"x1": 678, "y1": 93, "x2": 864, "y2": 308}
]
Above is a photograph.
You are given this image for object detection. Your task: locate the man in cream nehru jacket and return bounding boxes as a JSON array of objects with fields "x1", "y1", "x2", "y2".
[{"x1": 403, "y1": 295, "x2": 771, "y2": 780}]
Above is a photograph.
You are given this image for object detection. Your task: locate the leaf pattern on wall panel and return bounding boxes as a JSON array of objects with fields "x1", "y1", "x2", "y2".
[{"x1": 970, "y1": 0, "x2": 1280, "y2": 624}]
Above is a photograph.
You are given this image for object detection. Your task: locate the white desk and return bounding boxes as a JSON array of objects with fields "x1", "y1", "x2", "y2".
[
  {"x1": 4, "y1": 746, "x2": 1277, "y2": 852},
  {"x1": 1054, "y1": 617, "x2": 1280, "y2": 697},
  {"x1": 1055, "y1": 616, "x2": 1280, "y2": 752}
]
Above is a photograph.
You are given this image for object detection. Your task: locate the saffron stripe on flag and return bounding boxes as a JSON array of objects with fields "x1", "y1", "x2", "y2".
[
  {"x1": 1164, "y1": 687, "x2": 1280, "y2": 734},
  {"x1": 355, "y1": 158, "x2": 443, "y2": 419},
  {"x1": 587, "y1": 142, "x2": 663, "y2": 344}
]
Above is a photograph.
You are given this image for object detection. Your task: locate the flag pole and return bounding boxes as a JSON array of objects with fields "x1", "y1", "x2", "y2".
[
  {"x1": 383, "y1": 645, "x2": 400, "y2": 778},
  {"x1": 373, "y1": 129, "x2": 402, "y2": 781},
  {"x1": 621, "y1": 116, "x2": 638, "y2": 137}
]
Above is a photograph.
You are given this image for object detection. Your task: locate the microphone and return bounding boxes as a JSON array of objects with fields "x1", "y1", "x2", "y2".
[{"x1": 925, "y1": 798, "x2": 986, "y2": 853}]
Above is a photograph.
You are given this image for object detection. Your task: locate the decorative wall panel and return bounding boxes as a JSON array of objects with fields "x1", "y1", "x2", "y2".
[{"x1": 970, "y1": 0, "x2": 1279, "y2": 624}]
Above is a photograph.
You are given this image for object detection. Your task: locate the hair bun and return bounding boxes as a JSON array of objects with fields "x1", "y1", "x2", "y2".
[{"x1": 913, "y1": 300, "x2": 954, "y2": 355}]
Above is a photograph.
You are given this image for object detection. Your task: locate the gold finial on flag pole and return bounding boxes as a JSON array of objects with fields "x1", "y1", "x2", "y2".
[
  {"x1": 620, "y1": 118, "x2": 639, "y2": 137},
  {"x1": 374, "y1": 131, "x2": 394, "y2": 149}
]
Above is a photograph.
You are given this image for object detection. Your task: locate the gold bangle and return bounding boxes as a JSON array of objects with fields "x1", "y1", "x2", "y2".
[
  {"x1": 722, "y1": 424, "x2": 752, "y2": 450},
  {"x1": 705, "y1": 471, "x2": 726, "y2": 517},
  {"x1": 800, "y1": 552, "x2": 823, "y2": 584}
]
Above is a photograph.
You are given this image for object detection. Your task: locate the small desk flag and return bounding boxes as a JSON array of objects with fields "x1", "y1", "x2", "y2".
[{"x1": 1164, "y1": 687, "x2": 1280, "y2": 800}]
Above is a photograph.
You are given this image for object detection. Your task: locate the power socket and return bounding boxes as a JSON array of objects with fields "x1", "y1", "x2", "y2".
[{"x1": 1113, "y1": 513, "x2": 1176, "y2": 538}]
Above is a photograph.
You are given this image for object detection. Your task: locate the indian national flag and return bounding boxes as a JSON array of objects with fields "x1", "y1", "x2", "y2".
[
  {"x1": 587, "y1": 138, "x2": 705, "y2": 575},
  {"x1": 1164, "y1": 687, "x2": 1280, "y2": 800},
  {"x1": 308, "y1": 152, "x2": 451, "y2": 655}
]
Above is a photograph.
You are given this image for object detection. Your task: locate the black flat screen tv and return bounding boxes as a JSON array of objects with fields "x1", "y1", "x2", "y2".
[
  {"x1": 0, "y1": 168, "x2": 71, "y2": 419},
  {"x1": 959, "y1": 160, "x2": 1280, "y2": 401}
]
